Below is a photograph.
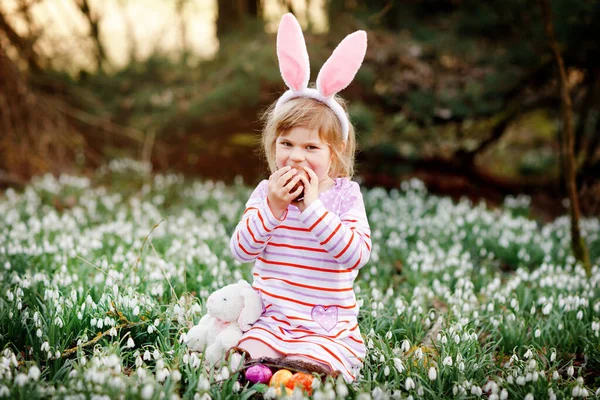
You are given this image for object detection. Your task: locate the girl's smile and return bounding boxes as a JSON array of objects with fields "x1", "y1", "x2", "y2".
[{"x1": 275, "y1": 126, "x2": 333, "y2": 185}]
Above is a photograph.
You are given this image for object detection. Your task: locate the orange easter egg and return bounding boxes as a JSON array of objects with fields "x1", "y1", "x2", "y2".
[
  {"x1": 286, "y1": 372, "x2": 314, "y2": 395},
  {"x1": 269, "y1": 369, "x2": 293, "y2": 387}
]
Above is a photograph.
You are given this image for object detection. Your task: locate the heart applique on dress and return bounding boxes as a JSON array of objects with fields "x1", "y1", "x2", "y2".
[{"x1": 311, "y1": 305, "x2": 338, "y2": 332}]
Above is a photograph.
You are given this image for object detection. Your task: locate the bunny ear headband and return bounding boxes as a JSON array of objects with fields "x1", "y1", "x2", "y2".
[{"x1": 274, "y1": 13, "x2": 367, "y2": 142}]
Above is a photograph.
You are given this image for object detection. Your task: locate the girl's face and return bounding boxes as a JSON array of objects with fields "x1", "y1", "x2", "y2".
[{"x1": 275, "y1": 126, "x2": 332, "y2": 182}]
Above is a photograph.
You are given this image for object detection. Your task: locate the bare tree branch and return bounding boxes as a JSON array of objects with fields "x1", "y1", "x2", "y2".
[{"x1": 538, "y1": 0, "x2": 591, "y2": 275}]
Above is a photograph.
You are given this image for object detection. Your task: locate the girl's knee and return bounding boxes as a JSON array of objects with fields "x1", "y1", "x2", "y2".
[{"x1": 238, "y1": 339, "x2": 283, "y2": 359}]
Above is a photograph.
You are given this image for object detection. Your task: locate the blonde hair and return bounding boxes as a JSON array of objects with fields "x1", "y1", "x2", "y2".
[{"x1": 261, "y1": 96, "x2": 356, "y2": 178}]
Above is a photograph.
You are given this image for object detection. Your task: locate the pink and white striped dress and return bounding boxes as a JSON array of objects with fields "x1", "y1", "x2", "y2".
[{"x1": 229, "y1": 177, "x2": 372, "y2": 382}]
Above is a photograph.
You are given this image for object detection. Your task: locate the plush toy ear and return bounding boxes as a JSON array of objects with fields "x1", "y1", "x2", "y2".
[
  {"x1": 237, "y1": 287, "x2": 264, "y2": 331},
  {"x1": 277, "y1": 13, "x2": 310, "y2": 92},
  {"x1": 316, "y1": 30, "x2": 367, "y2": 98}
]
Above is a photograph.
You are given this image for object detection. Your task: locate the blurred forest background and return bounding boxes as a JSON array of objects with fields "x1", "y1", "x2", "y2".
[{"x1": 1, "y1": 0, "x2": 600, "y2": 219}]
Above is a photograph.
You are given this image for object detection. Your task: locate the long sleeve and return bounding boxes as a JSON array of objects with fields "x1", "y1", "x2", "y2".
[
  {"x1": 230, "y1": 180, "x2": 287, "y2": 263},
  {"x1": 299, "y1": 181, "x2": 371, "y2": 270}
]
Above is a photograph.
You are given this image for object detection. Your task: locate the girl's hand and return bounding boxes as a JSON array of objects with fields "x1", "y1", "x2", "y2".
[
  {"x1": 291, "y1": 167, "x2": 320, "y2": 212},
  {"x1": 267, "y1": 166, "x2": 304, "y2": 218}
]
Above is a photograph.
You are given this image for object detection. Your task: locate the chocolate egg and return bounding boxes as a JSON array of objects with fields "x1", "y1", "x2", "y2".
[{"x1": 245, "y1": 364, "x2": 272, "y2": 384}]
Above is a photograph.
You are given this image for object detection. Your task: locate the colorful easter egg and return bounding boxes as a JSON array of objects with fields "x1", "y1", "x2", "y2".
[
  {"x1": 245, "y1": 364, "x2": 272, "y2": 384},
  {"x1": 269, "y1": 369, "x2": 293, "y2": 387},
  {"x1": 286, "y1": 371, "x2": 314, "y2": 395}
]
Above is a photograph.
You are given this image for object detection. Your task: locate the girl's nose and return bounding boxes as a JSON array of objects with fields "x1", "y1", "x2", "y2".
[{"x1": 290, "y1": 147, "x2": 304, "y2": 161}]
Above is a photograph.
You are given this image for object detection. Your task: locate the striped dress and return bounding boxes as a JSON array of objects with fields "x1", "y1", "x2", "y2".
[{"x1": 229, "y1": 177, "x2": 372, "y2": 382}]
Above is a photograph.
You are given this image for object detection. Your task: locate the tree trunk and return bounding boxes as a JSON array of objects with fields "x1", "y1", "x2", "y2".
[
  {"x1": 538, "y1": 0, "x2": 591, "y2": 276},
  {"x1": 75, "y1": 0, "x2": 107, "y2": 71},
  {"x1": 0, "y1": 9, "x2": 42, "y2": 73}
]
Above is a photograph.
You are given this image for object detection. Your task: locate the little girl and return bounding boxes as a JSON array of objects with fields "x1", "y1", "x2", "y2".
[{"x1": 229, "y1": 13, "x2": 371, "y2": 383}]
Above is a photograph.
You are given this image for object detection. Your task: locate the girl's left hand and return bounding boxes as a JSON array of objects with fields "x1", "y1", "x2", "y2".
[{"x1": 291, "y1": 167, "x2": 319, "y2": 212}]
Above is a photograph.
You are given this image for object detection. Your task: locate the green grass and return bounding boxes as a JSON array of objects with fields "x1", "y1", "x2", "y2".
[{"x1": 0, "y1": 159, "x2": 599, "y2": 399}]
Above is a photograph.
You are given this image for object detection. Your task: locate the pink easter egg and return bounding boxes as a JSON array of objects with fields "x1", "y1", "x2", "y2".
[{"x1": 245, "y1": 364, "x2": 273, "y2": 384}]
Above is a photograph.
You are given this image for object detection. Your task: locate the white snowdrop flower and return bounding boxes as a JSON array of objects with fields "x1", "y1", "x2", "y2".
[
  {"x1": 534, "y1": 329, "x2": 541, "y2": 338},
  {"x1": 91, "y1": 318, "x2": 97, "y2": 327},
  {"x1": 528, "y1": 359, "x2": 537, "y2": 370},
  {"x1": 453, "y1": 334, "x2": 460, "y2": 344},
  {"x1": 96, "y1": 319, "x2": 103, "y2": 329},
  {"x1": 28, "y1": 365, "x2": 41, "y2": 381},
  {"x1": 133, "y1": 306, "x2": 140, "y2": 316},
  {"x1": 156, "y1": 359, "x2": 165, "y2": 370},
  {"x1": 336, "y1": 380, "x2": 349, "y2": 398},
  {"x1": 135, "y1": 356, "x2": 143, "y2": 368},
  {"x1": 264, "y1": 387, "x2": 277, "y2": 400},
  {"x1": 500, "y1": 389, "x2": 508, "y2": 400},
  {"x1": 380, "y1": 354, "x2": 385, "y2": 363},
  {"x1": 156, "y1": 368, "x2": 169, "y2": 382},
  {"x1": 141, "y1": 384, "x2": 154, "y2": 399},
  {"x1": 54, "y1": 350, "x2": 60, "y2": 358},
  {"x1": 471, "y1": 385, "x2": 482, "y2": 396},
  {"x1": 221, "y1": 366, "x2": 230, "y2": 380},
  {"x1": 552, "y1": 370, "x2": 560, "y2": 380},
  {"x1": 567, "y1": 366, "x2": 574, "y2": 376},
  {"x1": 384, "y1": 366, "x2": 390, "y2": 377},
  {"x1": 516, "y1": 376, "x2": 526, "y2": 385},
  {"x1": 458, "y1": 362, "x2": 465, "y2": 372},
  {"x1": 393, "y1": 358, "x2": 405, "y2": 373},
  {"x1": 577, "y1": 310, "x2": 583, "y2": 320},
  {"x1": 524, "y1": 349, "x2": 533, "y2": 359},
  {"x1": 580, "y1": 388, "x2": 589, "y2": 397},
  {"x1": 147, "y1": 325, "x2": 154, "y2": 334},
  {"x1": 443, "y1": 356, "x2": 453, "y2": 366},
  {"x1": 525, "y1": 372, "x2": 532, "y2": 382},
  {"x1": 548, "y1": 388, "x2": 556, "y2": 400},
  {"x1": 524, "y1": 393, "x2": 534, "y2": 400},
  {"x1": 81, "y1": 356, "x2": 87, "y2": 366},
  {"x1": 232, "y1": 381, "x2": 241, "y2": 393},
  {"x1": 367, "y1": 338, "x2": 374, "y2": 349},
  {"x1": 441, "y1": 335, "x2": 447, "y2": 344},
  {"x1": 171, "y1": 370, "x2": 182, "y2": 382},
  {"x1": 596, "y1": 388, "x2": 600, "y2": 397},
  {"x1": 143, "y1": 350, "x2": 151, "y2": 360},
  {"x1": 126, "y1": 337, "x2": 135, "y2": 348},
  {"x1": 154, "y1": 318, "x2": 160, "y2": 327},
  {"x1": 15, "y1": 373, "x2": 28, "y2": 387},
  {"x1": 414, "y1": 348, "x2": 423, "y2": 360},
  {"x1": 109, "y1": 327, "x2": 117, "y2": 337},
  {"x1": 385, "y1": 331, "x2": 392, "y2": 340},
  {"x1": 36, "y1": 329, "x2": 42, "y2": 338},
  {"x1": 573, "y1": 386, "x2": 581, "y2": 397},
  {"x1": 489, "y1": 395, "x2": 499, "y2": 400},
  {"x1": 405, "y1": 377, "x2": 416, "y2": 391},
  {"x1": 550, "y1": 351, "x2": 556, "y2": 362},
  {"x1": 542, "y1": 303, "x2": 552, "y2": 315},
  {"x1": 428, "y1": 367, "x2": 437, "y2": 381},
  {"x1": 401, "y1": 340, "x2": 410, "y2": 353},
  {"x1": 558, "y1": 323, "x2": 563, "y2": 330},
  {"x1": 53, "y1": 316, "x2": 63, "y2": 328}
]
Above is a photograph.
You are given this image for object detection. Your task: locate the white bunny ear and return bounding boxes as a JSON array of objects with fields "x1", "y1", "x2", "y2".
[
  {"x1": 316, "y1": 30, "x2": 367, "y2": 98},
  {"x1": 237, "y1": 287, "x2": 264, "y2": 331},
  {"x1": 277, "y1": 13, "x2": 310, "y2": 91}
]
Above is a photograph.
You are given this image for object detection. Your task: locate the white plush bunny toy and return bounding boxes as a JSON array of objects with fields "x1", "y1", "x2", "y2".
[{"x1": 185, "y1": 279, "x2": 263, "y2": 365}]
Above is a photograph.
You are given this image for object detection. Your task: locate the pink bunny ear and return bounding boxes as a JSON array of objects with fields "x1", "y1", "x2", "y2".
[
  {"x1": 277, "y1": 13, "x2": 310, "y2": 91},
  {"x1": 316, "y1": 30, "x2": 367, "y2": 98}
]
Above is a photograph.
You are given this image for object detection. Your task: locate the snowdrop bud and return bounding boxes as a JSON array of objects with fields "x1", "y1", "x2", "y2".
[
  {"x1": 36, "y1": 329, "x2": 42, "y2": 338},
  {"x1": 552, "y1": 371, "x2": 560, "y2": 380},
  {"x1": 573, "y1": 386, "x2": 580, "y2": 397},
  {"x1": 524, "y1": 393, "x2": 534, "y2": 400},
  {"x1": 135, "y1": 356, "x2": 143, "y2": 368},
  {"x1": 516, "y1": 376, "x2": 526, "y2": 385},
  {"x1": 171, "y1": 370, "x2": 182, "y2": 382},
  {"x1": 428, "y1": 367, "x2": 437, "y2": 381},
  {"x1": 384, "y1": 366, "x2": 390, "y2": 377},
  {"x1": 534, "y1": 329, "x2": 541, "y2": 338},
  {"x1": 385, "y1": 331, "x2": 392, "y2": 340},
  {"x1": 393, "y1": 358, "x2": 405, "y2": 373},
  {"x1": 550, "y1": 351, "x2": 556, "y2": 362},
  {"x1": 500, "y1": 389, "x2": 508, "y2": 400},
  {"x1": 458, "y1": 362, "x2": 465, "y2": 372},
  {"x1": 127, "y1": 337, "x2": 135, "y2": 348},
  {"x1": 133, "y1": 306, "x2": 140, "y2": 316},
  {"x1": 567, "y1": 366, "x2": 574, "y2": 377},
  {"x1": 577, "y1": 310, "x2": 583, "y2": 320}
]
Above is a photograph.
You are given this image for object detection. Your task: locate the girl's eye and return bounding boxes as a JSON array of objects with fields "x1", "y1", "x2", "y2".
[
  {"x1": 281, "y1": 142, "x2": 292, "y2": 147},
  {"x1": 307, "y1": 146, "x2": 318, "y2": 150}
]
